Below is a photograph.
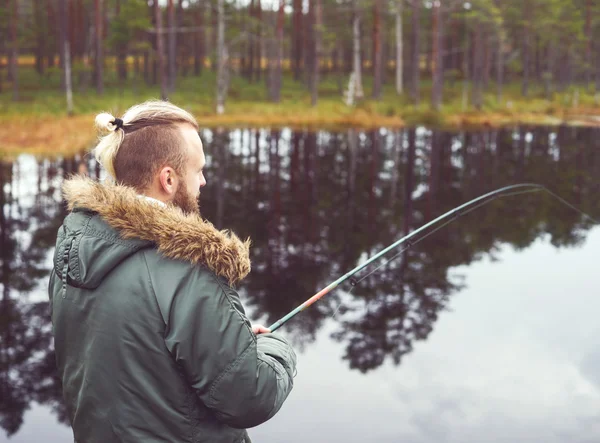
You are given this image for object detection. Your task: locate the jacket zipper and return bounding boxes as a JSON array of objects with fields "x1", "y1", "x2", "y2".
[{"x1": 61, "y1": 237, "x2": 76, "y2": 298}]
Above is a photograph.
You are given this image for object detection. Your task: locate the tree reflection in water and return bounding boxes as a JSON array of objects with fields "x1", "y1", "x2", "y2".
[{"x1": 1, "y1": 125, "x2": 599, "y2": 435}]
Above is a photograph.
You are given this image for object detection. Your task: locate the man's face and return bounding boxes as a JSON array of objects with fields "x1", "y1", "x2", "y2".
[{"x1": 173, "y1": 124, "x2": 206, "y2": 215}]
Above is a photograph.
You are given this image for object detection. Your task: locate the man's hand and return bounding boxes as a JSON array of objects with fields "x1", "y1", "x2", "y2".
[{"x1": 251, "y1": 324, "x2": 271, "y2": 335}]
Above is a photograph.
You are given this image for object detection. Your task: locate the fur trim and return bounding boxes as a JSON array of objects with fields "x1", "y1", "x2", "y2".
[{"x1": 62, "y1": 176, "x2": 251, "y2": 286}]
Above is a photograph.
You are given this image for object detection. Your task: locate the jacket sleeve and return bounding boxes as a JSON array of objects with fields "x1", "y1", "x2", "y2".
[{"x1": 163, "y1": 268, "x2": 297, "y2": 429}]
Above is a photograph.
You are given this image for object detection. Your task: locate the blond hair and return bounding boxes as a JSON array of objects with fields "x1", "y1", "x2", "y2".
[{"x1": 93, "y1": 100, "x2": 199, "y2": 184}]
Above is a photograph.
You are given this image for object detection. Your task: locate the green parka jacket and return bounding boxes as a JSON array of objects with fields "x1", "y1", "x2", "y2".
[{"x1": 48, "y1": 177, "x2": 297, "y2": 443}]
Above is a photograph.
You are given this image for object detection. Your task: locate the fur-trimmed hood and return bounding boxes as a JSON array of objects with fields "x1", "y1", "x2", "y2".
[{"x1": 62, "y1": 176, "x2": 251, "y2": 286}]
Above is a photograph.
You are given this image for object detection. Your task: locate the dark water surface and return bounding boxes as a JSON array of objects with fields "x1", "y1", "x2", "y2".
[{"x1": 1, "y1": 126, "x2": 599, "y2": 443}]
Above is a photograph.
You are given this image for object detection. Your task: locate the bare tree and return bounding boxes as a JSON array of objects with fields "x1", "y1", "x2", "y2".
[
  {"x1": 431, "y1": 0, "x2": 443, "y2": 110},
  {"x1": 155, "y1": 2, "x2": 168, "y2": 99},
  {"x1": 216, "y1": 0, "x2": 229, "y2": 114},
  {"x1": 65, "y1": 41, "x2": 74, "y2": 115},
  {"x1": 352, "y1": 0, "x2": 364, "y2": 99},
  {"x1": 395, "y1": 0, "x2": 404, "y2": 95}
]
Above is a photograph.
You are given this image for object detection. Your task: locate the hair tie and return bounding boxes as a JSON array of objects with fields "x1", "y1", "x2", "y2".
[{"x1": 113, "y1": 118, "x2": 124, "y2": 131}]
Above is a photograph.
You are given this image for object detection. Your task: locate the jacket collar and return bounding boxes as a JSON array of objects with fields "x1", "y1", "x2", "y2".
[{"x1": 62, "y1": 176, "x2": 251, "y2": 286}]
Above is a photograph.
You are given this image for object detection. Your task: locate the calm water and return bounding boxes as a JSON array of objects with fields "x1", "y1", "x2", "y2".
[{"x1": 1, "y1": 125, "x2": 599, "y2": 443}]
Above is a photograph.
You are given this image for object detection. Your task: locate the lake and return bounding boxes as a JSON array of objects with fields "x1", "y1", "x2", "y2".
[{"x1": 1, "y1": 125, "x2": 599, "y2": 443}]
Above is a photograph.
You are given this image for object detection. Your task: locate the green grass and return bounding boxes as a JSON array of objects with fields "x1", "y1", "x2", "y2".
[{"x1": 2, "y1": 64, "x2": 600, "y2": 156}]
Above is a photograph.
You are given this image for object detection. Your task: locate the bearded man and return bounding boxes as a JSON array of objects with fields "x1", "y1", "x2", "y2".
[{"x1": 48, "y1": 100, "x2": 297, "y2": 443}]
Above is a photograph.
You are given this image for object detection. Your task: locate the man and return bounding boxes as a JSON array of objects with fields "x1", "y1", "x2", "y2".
[{"x1": 48, "y1": 100, "x2": 297, "y2": 443}]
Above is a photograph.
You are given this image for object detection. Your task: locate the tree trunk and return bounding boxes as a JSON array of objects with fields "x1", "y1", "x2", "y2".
[
  {"x1": 9, "y1": 0, "x2": 18, "y2": 101},
  {"x1": 585, "y1": 0, "x2": 592, "y2": 91},
  {"x1": 216, "y1": 0, "x2": 228, "y2": 114},
  {"x1": 255, "y1": 0, "x2": 262, "y2": 81},
  {"x1": 565, "y1": 48, "x2": 572, "y2": 89},
  {"x1": 75, "y1": 0, "x2": 86, "y2": 58},
  {"x1": 116, "y1": 0, "x2": 127, "y2": 83},
  {"x1": 534, "y1": 35, "x2": 542, "y2": 82},
  {"x1": 177, "y1": 0, "x2": 184, "y2": 75},
  {"x1": 155, "y1": 2, "x2": 168, "y2": 99},
  {"x1": 247, "y1": 0, "x2": 254, "y2": 81},
  {"x1": 311, "y1": 0, "x2": 322, "y2": 106},
  {"x1": 497, "y1": 31, "x2": 504, "y2": 104},
  {"x1": 65, "y1": 40, "x2": 74, "y2": 115},
  {"x1": 293, "y1": 0, "x2": 303, "y2": 81},
  {"x1": 211, "y1": 1, "x2": 217, "y2": 72},
  {"x1": 544, "y1": 43, "x2": 555, "y2": 99},
  {"x1": 34, "y1": 0, "x2": 46, "y2": 75},
  {"x1": 47, "y1": 0, "x2": 56, "y2": 70},
  {"x1": 344, "y1": 43, "x2": 352, "y2": 74},
  {"x1": 522, "y1": 15, "x2": 530, "y2": 97},
  {"x1": 596, "y1": 41, "x2": 600, "y2": 94},
  {"x1": 431, "y1": 1, "x2": 443, "y2": 110},
  {"x1": 269, "y1": 0, "x2": 285, "y2": 102},
  {"x1": 395, "y1": 0, "x2": 403, "y2": 95},
  {"x1": 151, "y1": 0, "x2": 157, "y2": 85},
  {"x1": 483, "y1": 30, "x2": 491, "y2": 88},
  {"x1": 134, "y1": 54, "x2": 140, "y2": 77},
  {"x1": 304, "y1": 0, "x2": 314, "y2": 88},
  {"x1": 473, "y1": 22, "x2": 483, "y2": 110},
  {"x1": 95, "y1": 0, "x2": 104, "y2": 95},
  {"x1": 372, "y1": 0, "x2": 382, "y2": 99},
  {"x1": 352, "y1": 0, "x2": 364, "y2": 99},
  {"x1": 194, "y1": 2, "x2": 204, "y2": 76},
  {"x1": 59, "y1": 0, "x2": 69, "y2": 90},
  {"x1": 411, "y1": 0, "x2": 420, "y2": 105},
  {"x1": 335, "y1": 45, "x2": 343, "y2": 94},
  {"x1": 144, "y1": 50, "x2": 150, "y2": 84},
  {"x1": 461, "y1": 27, "x2": 469, "y2": 110},
  {"x1": 58, "y1": 0, "x2": 73, "y2": 113},
  {"x1": 168, "y1": 0, "x2": 176, "y2": 92}
]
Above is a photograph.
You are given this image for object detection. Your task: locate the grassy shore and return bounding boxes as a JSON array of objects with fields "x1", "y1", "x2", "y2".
[{"x1": 2, "y1": 67, "x2": 600, "y2": 157}]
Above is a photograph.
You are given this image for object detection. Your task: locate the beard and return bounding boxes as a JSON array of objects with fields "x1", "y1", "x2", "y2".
[{"x1": 172, "y1": 180, "x2": 200, "y2": 215}]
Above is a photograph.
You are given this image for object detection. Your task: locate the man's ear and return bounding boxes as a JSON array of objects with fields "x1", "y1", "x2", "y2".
[{"x1": 158, "y1": 166, "x2": 178, "y2": 196}]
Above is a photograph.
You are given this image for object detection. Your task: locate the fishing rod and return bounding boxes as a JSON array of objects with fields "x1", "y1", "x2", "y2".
[{"x1": 267, "y1": 183, "x2": 598, "y2": 332}]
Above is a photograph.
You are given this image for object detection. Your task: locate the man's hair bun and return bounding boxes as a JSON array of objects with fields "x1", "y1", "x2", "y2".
[{"x1": 95, "y1": 113, "x2": 119, "y2": 133}]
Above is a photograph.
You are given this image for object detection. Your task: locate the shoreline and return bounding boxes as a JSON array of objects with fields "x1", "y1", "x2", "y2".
[{"x1": 2, "y1": 109, "x2": 600, "y2": 158}]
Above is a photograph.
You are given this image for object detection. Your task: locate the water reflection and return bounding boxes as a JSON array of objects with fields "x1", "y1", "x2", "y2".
[{"x1": 1, "y1": 125, "x2": 599, "y2": 437}]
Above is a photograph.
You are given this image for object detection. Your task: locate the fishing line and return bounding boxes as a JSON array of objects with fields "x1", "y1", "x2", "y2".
[
  {"x1": 268, "y1": 184, "x2": 599, "y2": 332},
  {"x1": 351, "y1": 187, "x2": 548, "y2": 285}
]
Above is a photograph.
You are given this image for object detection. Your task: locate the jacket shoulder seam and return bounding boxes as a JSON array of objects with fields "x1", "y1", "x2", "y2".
[{"x1": 84, "y1": 227, "x2": 147, "y2": 250}]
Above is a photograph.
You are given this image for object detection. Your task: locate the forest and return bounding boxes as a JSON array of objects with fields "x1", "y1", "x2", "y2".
[{"x1": 1, "y1": 1, "x2": 600, "y2": 153}]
